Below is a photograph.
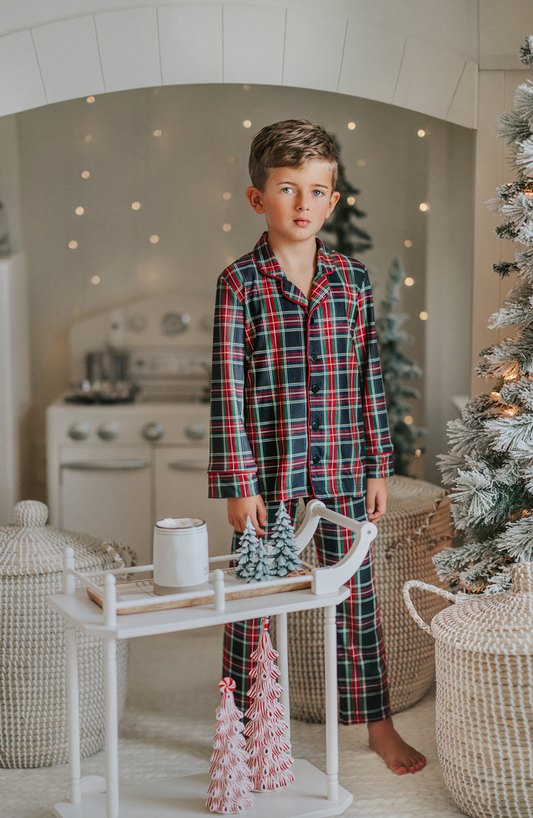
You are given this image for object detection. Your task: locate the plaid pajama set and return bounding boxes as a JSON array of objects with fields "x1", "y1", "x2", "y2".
[{"x1": 208, "y1": 232, "x2": 394, "y2": 724}]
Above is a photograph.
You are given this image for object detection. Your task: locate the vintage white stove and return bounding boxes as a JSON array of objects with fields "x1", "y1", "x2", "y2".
[{"x1": 46, "y1": 294, "x2": 228, "y2": 565}]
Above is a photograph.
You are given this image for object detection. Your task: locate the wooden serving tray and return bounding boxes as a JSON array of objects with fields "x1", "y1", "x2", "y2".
[{"x1": 87, "y1": 565, "x2": 314, "y2": 615}]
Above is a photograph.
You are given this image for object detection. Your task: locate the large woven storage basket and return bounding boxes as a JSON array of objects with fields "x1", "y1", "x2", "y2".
[
  {"x1": 404, "y1": 562, "x2": 533, "y2": 818},
  {"x1": 0, "y1": 500, "x2": 130, "y2": 768},
  {"x1": 278, "y1": 475, "x2": 453, "y2": 721}
]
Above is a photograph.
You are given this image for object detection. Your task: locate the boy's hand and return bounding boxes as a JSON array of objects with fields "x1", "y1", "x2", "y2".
[
  {"x1": 227, "y1": 495, "x2": 267, "y2": 537},
  {"x1": 366, "y1": 477, "x2": 388, "y2": 522}
]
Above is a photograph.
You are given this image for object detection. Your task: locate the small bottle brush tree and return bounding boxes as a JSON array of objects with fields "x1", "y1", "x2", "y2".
[
  {"x1": 435, "y1": 36, "x2": 533, "y2": 596},
  {"x1": 245, "y1": 618, "x2": 294, "y2": 791},
  {"x1": 235, "y1": 516, "x2": 272, "y2": 582},
  {"x1": 320, "y1": 136, "x2": 372, "y2": 256},
  {"x1": 206, "y1": 677, "x2": 254, "y2": 814},
  {"x1": 376, "y1": 256, "x2": 423, "y2": 475},
  {"x1": 268, "y1": 501, "x2": 302, "y2": 576}
]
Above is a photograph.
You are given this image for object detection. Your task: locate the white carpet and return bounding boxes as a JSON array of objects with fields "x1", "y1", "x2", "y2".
[{"x1": 1, "y1": 626, "x2": 464, "y2": 818}]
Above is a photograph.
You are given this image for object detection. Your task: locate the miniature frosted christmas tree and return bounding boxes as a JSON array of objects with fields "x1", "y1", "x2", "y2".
[
  {"x1": 268, "y1": 501, "x2": 302, "y2": 577},
  {"x1": 235, "y1": 516, "x2": 272, "y2": 582},
  {"x1": 376, "y1": 256, "x2": 423, "y2": 475},
  {"x1": 435, "y1": 36, "x2": 533, "y2": 596},
  {"x1": 206, "y1": 677, "x2": 254, "y2": 814},
  {"x1": 245, "y1": 618, "x2": 294, "y2": 791}
]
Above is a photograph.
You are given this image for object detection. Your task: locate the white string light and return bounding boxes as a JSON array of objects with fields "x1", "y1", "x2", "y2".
[
  {"x1": 222, "y1": 224, "x2": 231, "y2": 232},
  {"x1": 404, "y1": 239, "x2": 412, "y2": 247},
  {"x1": 75, "y1": 207, "x2": 84, "y2": 215},
  {"x1": 405, "y1": 277, "x2": 414, "y2": 286},
  {"x1": 81, "y1": 171, "x2": 90, "y2": 179},
  {"x1": 68, "y1": 241, "x2": 78, "y2": 249},
  {"x1": 91, "y1": 275, "x2": 100, "y2": 284},
  {"x1": 348, "y1": 122, "x2": 356, "y2": 130},
  {"x1": 420, "y1": 311, "x2": 428, "y2": 321},
  {"x1": 222, "y1": 192, "x2": 232, "y2": 200},
  {"x1": 419, "y1": 203, "x2": 429, "y2": 212},
  {"x1": 243, "y1": 120, "x2": 251, "y2": 128},
  {"x1": 149, "y1": 235, "x2": 159, "y2": 243},
  {"x1": 131, "y1": 202, "x2": 141, "y2": 210}
]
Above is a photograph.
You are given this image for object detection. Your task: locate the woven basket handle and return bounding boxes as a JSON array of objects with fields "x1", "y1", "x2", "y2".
[
  {"x1": 402, "y1": 580, "x2": 456, "y2": 636},
  {"x1": 101, "y1": 540, "x2": 138, "y2": 568}
]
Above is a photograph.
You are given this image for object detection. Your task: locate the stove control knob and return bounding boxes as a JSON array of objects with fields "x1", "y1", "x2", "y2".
[
  {"x1": 68, "y1": 422, "x2": 91, "y2": 441},
  {"x1": 143, "y1": 422, "x2": 164, "y2": 441},
  {"x1": 98, "y1": 422, "x2": 119, "y2": 441},
  {"x1": 185, "y1": 422, "x2": 207, "y2": 441}
]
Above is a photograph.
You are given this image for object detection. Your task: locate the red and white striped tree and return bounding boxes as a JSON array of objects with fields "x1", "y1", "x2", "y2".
[
  {"x1": 244, "y1": 618, "x2": 294, "y2": 791},
  {"x1": 206, "y1": 677, "x2": 254, "y2": 814}
]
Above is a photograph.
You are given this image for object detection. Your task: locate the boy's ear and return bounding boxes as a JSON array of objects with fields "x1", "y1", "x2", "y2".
[
  {"x1": 325, "y1": 190, "x2": 341, "y2": 219},
  {"x1": 246, "y1": 186, "x2": 265, "y2": 214}
]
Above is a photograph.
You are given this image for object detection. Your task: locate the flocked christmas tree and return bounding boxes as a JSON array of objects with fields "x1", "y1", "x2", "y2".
[
  {"x1": 235, "y1": 516, "x2": 272, "y2": 582},
  {"x1": 244, "y1": 618, "x2": 294, "y2": 792},
  {"x1": 206, "y1": 677, "x2": 254, "y2": 814},
  {"x1": 268, "y1": 501, "x2": 302, "y2": 576},
  {"x1": 434, "y1": 36, "x2": 533, "y2": 596},
  {"x1": 320, "y1": 136, "x2": 372, "y2": 256},
  {"x1": 376, "y1": 256, "x2": 423, "y2": 475}
]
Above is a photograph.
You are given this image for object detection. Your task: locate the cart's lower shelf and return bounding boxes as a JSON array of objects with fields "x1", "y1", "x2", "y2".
[{"x1": 52, "y1": 759, "x2": 353, "y2": 818}]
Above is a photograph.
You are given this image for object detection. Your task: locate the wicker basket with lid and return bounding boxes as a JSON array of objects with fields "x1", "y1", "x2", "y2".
[
  {"x1": 0, "y1": 500, "x2": 130, "y2": 768},
  {"x1": 404, "y1": 562, "x2": 533, "y2": 818}
]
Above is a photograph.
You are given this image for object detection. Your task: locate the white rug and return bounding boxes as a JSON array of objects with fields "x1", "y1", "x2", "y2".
[{"x1": 1, "y1": 626, "x2": 464, "y2": 818}]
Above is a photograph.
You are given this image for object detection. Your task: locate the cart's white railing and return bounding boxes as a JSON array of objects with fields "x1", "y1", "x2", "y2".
[{"x1": 62, "y1": 499, "x2": 377, "y2": 624}]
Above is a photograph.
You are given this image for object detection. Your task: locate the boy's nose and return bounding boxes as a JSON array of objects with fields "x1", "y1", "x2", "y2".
[{"x1": 297, "y1": 201, "x2": 310, "y2": 211}]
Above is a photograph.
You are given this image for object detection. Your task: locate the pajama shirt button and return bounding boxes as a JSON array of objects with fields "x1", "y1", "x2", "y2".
[
  {"x1": 311, "y1": 384, "x2": 319, "y2": 393},
  {"x1": 312, "y1": 455, "x2": 320, "y2": 465},
  {"x1": 311, "y1": 421, "x2": 319, "y2": 430},
  {"x1": 310, "y1": 353, "x2": 318, "y2": 362}
]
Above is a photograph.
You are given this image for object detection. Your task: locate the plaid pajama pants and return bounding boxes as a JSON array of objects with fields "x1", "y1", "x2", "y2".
[{"x1": 222, "y1": 495, "x2": 391, "y2": 725}]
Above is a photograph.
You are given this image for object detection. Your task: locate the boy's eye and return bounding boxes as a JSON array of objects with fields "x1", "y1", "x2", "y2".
[
  {"x1": 281, "y1": 187, "x2": 294, "y2": 194},
  {"x1": 312, "y1": 190, "x2": 325, "y2": 197}
]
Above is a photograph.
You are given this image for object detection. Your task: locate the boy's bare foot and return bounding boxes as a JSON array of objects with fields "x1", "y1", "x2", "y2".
[{"x1": 367, "y1": 717, "x2": 426, "y2": 775}]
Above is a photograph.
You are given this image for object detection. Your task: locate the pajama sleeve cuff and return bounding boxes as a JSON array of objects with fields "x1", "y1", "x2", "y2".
[
  {"x1": 208, "y1": 472, "x2": 260, "y2": 499},
  {"x1": 365, "y1": 454, "x2": 394, "y2": 479}
]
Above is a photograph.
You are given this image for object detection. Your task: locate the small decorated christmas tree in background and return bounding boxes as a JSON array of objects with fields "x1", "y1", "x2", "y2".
[
  {"x1": 245, "y1": 618, "x2": 294, "y2": 792},
  {"x1": 435, "y1": 37, "x2": 533, "y2": 596},
  {"x1": 206, "y1": 677, "x2": 254, "y2": 814},
  {"x1": 320, "y1": 136, "x2": 372, "y2": 257},
  {"x1": 235, "y1": 516, "x2": 272, "y2": 582},
  {"x1": 268, "y1": 501, "x2": 302, "y2": 576},
  {"x1": 376, "y1": 256, "x2": 423, "y2": 476}
]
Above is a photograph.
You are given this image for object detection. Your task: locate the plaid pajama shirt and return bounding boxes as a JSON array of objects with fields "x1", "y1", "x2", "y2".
[{"x1": 208, "y1": 232, "x2": 394, "y2": 723}]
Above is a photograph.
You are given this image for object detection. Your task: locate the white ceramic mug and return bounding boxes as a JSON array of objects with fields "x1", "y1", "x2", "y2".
[{"x1": 152, "y1": 517, "x2": 209, "y2": 595}]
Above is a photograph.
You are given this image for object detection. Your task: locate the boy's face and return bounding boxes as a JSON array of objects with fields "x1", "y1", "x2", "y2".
[{"x1": 246, "y1": 161, "x2": 340, "y2": 246}]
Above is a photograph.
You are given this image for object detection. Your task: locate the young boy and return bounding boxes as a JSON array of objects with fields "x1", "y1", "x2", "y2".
[{"x1": 208, "y1": 119, "x2": 426, "y2": 775}]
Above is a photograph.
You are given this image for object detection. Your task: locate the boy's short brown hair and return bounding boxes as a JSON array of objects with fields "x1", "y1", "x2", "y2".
[{"x1": 248, "y1": 119, "x2": 338, "y2": 191}]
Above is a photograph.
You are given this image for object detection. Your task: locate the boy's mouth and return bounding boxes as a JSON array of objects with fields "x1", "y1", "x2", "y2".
[{"x1": 293, "y1": 219, "x2": 310, "y2": 227}]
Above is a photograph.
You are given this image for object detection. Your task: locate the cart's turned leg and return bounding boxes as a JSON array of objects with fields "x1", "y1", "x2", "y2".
[
  {"x1": 276, "y1": 612, "x2": 290, "y2": 739},
  {"x1": 103, "y1": 574, "x2": 120, "y2": 818},
  {"x1": 63, "y1": 548, "x2": 82, "y2": 805},
  {"x1": 65, "y1": 623, "x2": 81, "y2": 805},
  {"x1": 324, "y1": 604, "x2": 339, "y2": 802}
]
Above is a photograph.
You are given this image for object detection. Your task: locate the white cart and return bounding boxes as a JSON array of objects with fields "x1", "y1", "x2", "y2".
[{"x1": 47, "y1": 499, "x2": 377, "y2": 818}]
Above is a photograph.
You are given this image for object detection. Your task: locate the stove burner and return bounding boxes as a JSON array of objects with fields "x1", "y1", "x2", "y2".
[{"x1": 64, "y1": 384, "x2": 139, "y2": 405}]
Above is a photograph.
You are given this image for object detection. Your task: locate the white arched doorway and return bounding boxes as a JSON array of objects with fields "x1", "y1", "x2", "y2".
[{"x1": 0, "y1": 3, "x2": 477, "y2": 127}]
